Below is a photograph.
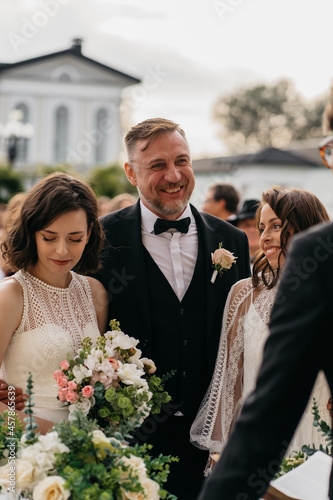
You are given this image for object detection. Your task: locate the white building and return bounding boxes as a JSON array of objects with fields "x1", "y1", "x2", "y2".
[
  {"x1": 0, "y1": 38, "x2": 140, "y2": 171},
  {"x1": 192, "y1": 142, "x2": 333, "y2": 217}
]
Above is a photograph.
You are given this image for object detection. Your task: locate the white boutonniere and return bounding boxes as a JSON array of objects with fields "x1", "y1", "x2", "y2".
[{"x1": 211, "y1": 243, "x2": 237, "y2": 283}]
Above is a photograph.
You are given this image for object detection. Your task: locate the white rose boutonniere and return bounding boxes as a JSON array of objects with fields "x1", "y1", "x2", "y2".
[{"x1": 211, "y1": 243, "x2": 237, "y2": 283}]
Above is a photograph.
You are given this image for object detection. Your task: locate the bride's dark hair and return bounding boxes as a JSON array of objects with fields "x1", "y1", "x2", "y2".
[
  {"x1": 252, "y1": 186, "x2": 330, "y2": 289},
  {"x1": 2, "y1": 172, "x2": 104, "y2": 274}
]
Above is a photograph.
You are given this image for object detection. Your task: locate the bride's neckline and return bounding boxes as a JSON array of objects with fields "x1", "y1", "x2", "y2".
[{"x1": 23, "y1": 270, "x2": 74, "y2": 291}]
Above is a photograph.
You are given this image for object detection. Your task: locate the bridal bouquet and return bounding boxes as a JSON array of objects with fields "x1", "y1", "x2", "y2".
[
  {"x1": 0, "y1": 412, "x2": 177, "y2": 500},
  {"x1": 53, "y1": 320, "x2": 171, "y2": 429}
]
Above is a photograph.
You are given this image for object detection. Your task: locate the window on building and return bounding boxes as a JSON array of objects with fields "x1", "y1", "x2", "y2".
[
  {"x1": 54, "y1": 106, "x2": 69, "y2": 162},
  {"x1": 59, "y1": 73, "x2": 71, "y2": 82},
  {"x1": 94, "y1": 108, "x2": 108, "y2": 164}
]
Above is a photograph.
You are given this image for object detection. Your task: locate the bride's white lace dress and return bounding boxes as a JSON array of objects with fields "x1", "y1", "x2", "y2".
[
  {"x1": 0, "y1": 270, "x2": 100, "y2": 423},
  {"x1": 190, "y1": 277, "x2": 331, "y2": 458}
]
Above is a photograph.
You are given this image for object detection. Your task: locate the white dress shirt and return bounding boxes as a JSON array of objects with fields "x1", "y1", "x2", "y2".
[{"x1": 140, "y1": 201, "x2": 198, "y2": 301}]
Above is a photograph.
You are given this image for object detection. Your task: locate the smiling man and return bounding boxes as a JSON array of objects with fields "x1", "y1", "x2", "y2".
[{"x1": 93, "y1": 118, "x2": 250, "y2": 499}]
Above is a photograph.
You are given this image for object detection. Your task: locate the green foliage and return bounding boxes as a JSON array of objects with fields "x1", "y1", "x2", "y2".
[
  {"x1": 274, "y1": 451, "x2": 306, "y2": 479},
  {"x1": 37, "y1": 163, "x2": 74, "y2": 176},
  {"x1": 53, "y1": 418, "x2": 141, "y2": 499},
  {"x1": 147, "y1": 375, "x2": 172, "y2": 414},
  {"x1": 52, "y1": 415, "x2": 177, "y2": 500},
  {"x1": 0, "y1": 411, "x2": 23, "y2": 459},
  {"x1": 275, "y1": 397, "x2": 332, "y2": 479},
  {"x1": 126, "y1": 442, "x2": 179, "y2": 500},
  {"x1": 214, "y1": 79, "x2": 327, "y2": 152},
  {"x1": 23, "y1": 372, "x2": 39, "y2": 443},
  {"x1": 0, "y1": 166, "x2": 23, "y2": 203},
  {"x1": 301, "y1": 398, "x2": 332, "y2": 456},
  {"x1": 88, "y1": 163, "x2": 137, "y2": 198}
]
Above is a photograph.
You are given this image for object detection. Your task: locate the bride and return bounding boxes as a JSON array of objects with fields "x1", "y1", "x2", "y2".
[
  {"x1": 0, "y1": 173, "x2": 107, "y2": 431},
  {"x1": 190, "y1": 186, "x2": 331, "y2": 473}
]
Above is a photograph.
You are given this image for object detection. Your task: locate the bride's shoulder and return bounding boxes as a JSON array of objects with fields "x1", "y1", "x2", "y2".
[
  {"x1": 225, "y1": 277, "x2": 253, "y2": 311},
  {"x1": 0, "y1": 275, "x2": 23, "y2": 308},
  {"x1": 83, "y1": 276, "x2": 108, "y2": 303}
]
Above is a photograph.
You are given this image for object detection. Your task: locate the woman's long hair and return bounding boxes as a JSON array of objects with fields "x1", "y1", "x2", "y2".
[{"x1": 252, "y1": 187, "x2": 330, "y2": 289}]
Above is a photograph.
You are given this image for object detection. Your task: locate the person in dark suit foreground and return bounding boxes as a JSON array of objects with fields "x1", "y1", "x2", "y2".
[
  {"x1": 198, "y1": 135, "x2": 333, "y2": 499},
  {"x1": 93, "y1": 118, "x2": 250, "y2": 499}
]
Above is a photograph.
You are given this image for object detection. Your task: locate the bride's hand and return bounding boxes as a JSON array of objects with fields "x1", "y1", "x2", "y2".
[
  {"x1": 327, "y1": 397, "x2": 332, "y2": 417},
  {"x1": 0, "y1": 379, "x2": 27, "y2": 411},
  {"x1": 205, "y1": 453, "x2": 221, "y2": 476}
]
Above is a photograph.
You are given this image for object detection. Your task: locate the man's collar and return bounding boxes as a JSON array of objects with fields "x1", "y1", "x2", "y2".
[{"x1": 140, "y1": 200, "x2": 194, "y2": 234}]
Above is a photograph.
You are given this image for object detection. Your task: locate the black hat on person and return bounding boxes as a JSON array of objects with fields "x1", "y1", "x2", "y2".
[{"x1": 235, "y1": 199, "x2": 260, "y2": 223}]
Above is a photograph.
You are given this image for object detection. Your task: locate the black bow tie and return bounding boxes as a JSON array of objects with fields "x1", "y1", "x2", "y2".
[{"x1": 154, "y1": 217, "x2": 191, "y2": 235}]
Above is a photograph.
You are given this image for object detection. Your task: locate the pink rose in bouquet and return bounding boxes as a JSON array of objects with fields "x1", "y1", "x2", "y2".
[{"x1": 82, "y1": 385, "x2": 94, "y2": 398}]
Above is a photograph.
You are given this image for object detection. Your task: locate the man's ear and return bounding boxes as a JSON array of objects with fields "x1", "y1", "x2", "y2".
[
  {"x1": 218, "y1": 199, "x2": 226, "y2": 210},
  {"x1": 124, "y1": 162, "x2": 137, "y2": 186}
]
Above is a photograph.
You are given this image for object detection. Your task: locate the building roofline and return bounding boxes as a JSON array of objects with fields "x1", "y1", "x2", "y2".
[{"x1": 0, "y1": 38, "x2": 141, "y2": 84}]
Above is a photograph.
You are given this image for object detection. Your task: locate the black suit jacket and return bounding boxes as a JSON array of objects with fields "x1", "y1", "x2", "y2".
[
  {"x1": 199, "y1": 221, "x2": 333, "y2": 500},
  {"x1": 94, "y1": 201, "x2": 250, "y2": 379}
]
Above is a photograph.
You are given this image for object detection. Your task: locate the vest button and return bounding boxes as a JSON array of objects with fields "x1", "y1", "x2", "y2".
[
  {"x1": 182, "y1": 371, "x2": 186, "y2": 378},
  {"x1": 180, "y1": 308, "x2": 184, "y2": 315},
  {"x1": 183, "y1": 340, "x2": 188, "y2": 346}
]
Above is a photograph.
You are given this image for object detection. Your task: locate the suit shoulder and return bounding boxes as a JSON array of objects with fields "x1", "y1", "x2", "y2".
[
  {"x1": 289, "y1": 221, "x2": 333, "y2": 253},
  {"x1": 100, "y1": 202, "x2": 139, "y2": 226},
  {"x1": 198, "y1": 211, "x2": 245, "y2": 236}
]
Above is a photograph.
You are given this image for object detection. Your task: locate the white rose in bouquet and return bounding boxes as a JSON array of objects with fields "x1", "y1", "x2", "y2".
[
  {"x1": 118, "y1": 363, "x2": 147, "y2": 387},
  {"x1": 107, "y1": 331, "x2": 139, "y2": 350},
  {"x1": 32, "y1": 475, "x2": 70, "y2": 500},
  {"x1": 19, "y1": 433, "x2": 69, "y2": 481},
  {"x1": 0, "y1": 459, "x2": 34, "y2": 490},
  {"x1": 72, "y1": 365, "x2": 92, "y2": 384}
]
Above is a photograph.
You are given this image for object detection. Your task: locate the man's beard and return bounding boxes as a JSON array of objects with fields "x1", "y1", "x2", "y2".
[{"x1": 137, "y1": 186, "x2": 193, "y2": 216}]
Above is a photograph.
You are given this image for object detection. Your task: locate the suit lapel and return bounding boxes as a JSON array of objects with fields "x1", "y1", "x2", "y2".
[
  {"x1": 114, "y1": 202, "x2": 152, "y2": 335},
  {"x1": 191, "y1": 205, "x2": 225, "y2": 337}
]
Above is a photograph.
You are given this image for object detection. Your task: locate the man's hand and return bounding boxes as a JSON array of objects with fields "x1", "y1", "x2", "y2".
[{"x1": 0, "y1": 379, "x2": 27, "y2": 411}]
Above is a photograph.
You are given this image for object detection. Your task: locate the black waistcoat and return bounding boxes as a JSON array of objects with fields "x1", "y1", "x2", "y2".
[{"x1": 143, "y1": 230, "x2": 209, "y2": 419}]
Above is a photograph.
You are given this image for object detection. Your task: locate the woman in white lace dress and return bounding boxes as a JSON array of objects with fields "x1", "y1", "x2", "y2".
[
  {"x1": 190, "y1": 186, "x2": 331, "y2": 473},
  {"x1": 0, "y1": 173, "x2": 107, "y2": 430}
]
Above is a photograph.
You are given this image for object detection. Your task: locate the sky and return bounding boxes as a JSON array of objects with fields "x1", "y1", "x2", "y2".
[{"x1": 1, "y1": 0, "x2": 333, "y2": 159}]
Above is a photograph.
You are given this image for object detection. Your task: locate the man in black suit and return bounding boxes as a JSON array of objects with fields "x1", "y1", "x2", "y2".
[
  {"x1": 93, "y1": 118, "x2": 250, "y2": 499},
  {"x1": 198, "y1": 135, "x2": 333, "y2": 500}
]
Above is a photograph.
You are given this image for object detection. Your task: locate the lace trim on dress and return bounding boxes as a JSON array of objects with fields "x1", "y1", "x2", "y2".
[
  {"x1": 190, "y1": 277, "x2": 277, "y2": 457},
  {"x1": 190, "y1": 278, "x2": 253, "y2": 453}
]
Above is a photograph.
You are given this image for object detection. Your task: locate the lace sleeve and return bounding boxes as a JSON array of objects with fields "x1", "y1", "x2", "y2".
[{"x1": 190, "y1": 278, "x2": 253, "y2": 455}]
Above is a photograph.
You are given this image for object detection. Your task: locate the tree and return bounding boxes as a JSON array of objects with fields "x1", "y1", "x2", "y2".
[
  {"x1": 0, "y1": 167, "x2": 23, "y2": 203},
  {"x1": 88, "y1": 163, "x2": 137, "y2": 198},
  {"x1": 214, "y1": 79, "x2": 327, "y2": 152}
]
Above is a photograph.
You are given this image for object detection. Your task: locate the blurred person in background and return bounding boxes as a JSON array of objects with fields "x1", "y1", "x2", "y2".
[
  {"x1": 0, "y1": 193, "x2": 26, "y2": 277},
  {"x1": 107, "y1": 193, "x2": 137, "y2": 212},
  {"x1": 202, "y1": 183, "x2": 240, "y2": 223},
  {"x1": 234, "y1": 199, "x2": 260, "y2": 264},
  {"x1": 97, "y1": 195, "x2": 112, "y2": 217}
]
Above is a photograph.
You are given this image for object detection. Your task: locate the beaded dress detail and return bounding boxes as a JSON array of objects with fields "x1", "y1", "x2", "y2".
[
  {"x1": 190, "y1": 277, "x2": 331, "y2": 462},
  {"x1": 0, "y1": 270, "x2": 100, "y2": 422}
]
